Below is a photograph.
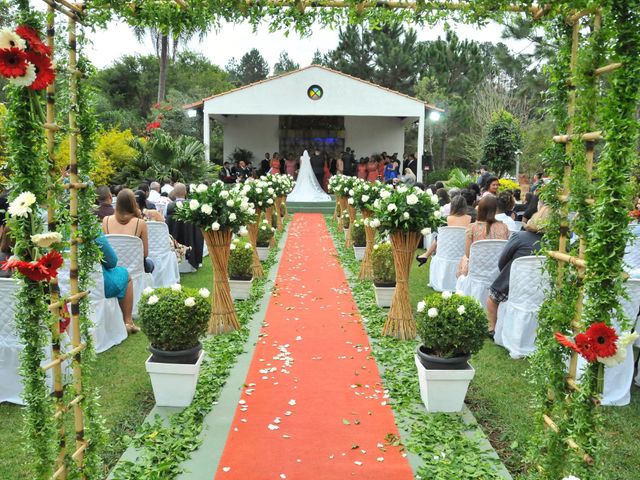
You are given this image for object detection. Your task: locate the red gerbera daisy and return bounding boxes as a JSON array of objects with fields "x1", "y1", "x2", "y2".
[
  {"x1": 2, "y1": 257, "x2": 51, "y2": 282},
  {"x1": 15, "y1": 25, "x2": 51, "y2": 56},
  {"x1": 25, "y1": 51, "x2": 55, "y2": 90},
  {"x1": 554, "y1": 332, "x2": 580, "y2": 354},
  {"x1": 39, "y1": 250, "x2": 64, "y2": 279},
  {"x1": 0, "y1": 47, "x2": 28, "y2": 78},
  {"x1": 586, "y1": 322, "x2": 618, "y2": 358},
  {"x1": 575, "y1": 332, "x2": 598, "y2": 363}
]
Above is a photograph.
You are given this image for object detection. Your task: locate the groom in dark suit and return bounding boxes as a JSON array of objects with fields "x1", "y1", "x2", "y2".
[{"x1": 310, "y1": 148, "x2": 324, "y2": 187}]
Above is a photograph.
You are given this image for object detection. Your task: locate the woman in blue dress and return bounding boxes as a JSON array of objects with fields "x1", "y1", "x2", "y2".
[{"x1": 95, "y1": 234, "x2": 139, "y2": 334}]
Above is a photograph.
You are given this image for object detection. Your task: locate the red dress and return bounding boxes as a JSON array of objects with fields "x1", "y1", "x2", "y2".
[
  {"x1": 357, "y1": 163, "x2": 367, "y2": 179},
  {"x1": 377, "y1": 161, "x2": 385, "y2": 180},
  {"x1": 323, "y1": 160, "x2": 331, "y2": 192},
  {"x1": 366, "y1": 162, "x2": 378, "y2": 182}
]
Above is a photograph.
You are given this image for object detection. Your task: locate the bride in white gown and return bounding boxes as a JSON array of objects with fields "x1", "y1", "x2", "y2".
[{"x1": 286, "y1": 150, "x2": 331, "y2": 202}]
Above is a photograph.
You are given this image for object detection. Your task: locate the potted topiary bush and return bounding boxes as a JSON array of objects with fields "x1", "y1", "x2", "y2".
[
  {"x1": 414, "y1": 291, "x2": 487, "y2": 412},
  {"x1": 371, "y1": 241, "x2": 395, "y2": 307},
  {"x1": 342, "y1": 210, "x2": 350, "y2": 239},
  {"x1": 139, "y1": 285, "x2": 210, "y2": 407},
  {"x1": 352, "y1": 218, "x2": 366, "y2": 260},
  {"x1": 256, "y1": 218, "x2": 275, "y2": 261},
  {"x1": 228, "y1": 237, "x2": 253, "y2": 300}
]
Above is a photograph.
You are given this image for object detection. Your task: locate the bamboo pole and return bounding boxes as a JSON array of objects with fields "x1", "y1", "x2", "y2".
[
  {"x1": 358, "y1": 208, "x2": 374, "y2": 280},
  {"x1": 594, "y1": 62, "x2": 622, "y2": 76},
  {"x1": 542, "y1": 415, "x2": 594, "y2": 464},
  {"x1": 67, "y1": 14, "x2": 86, "y2": 475},
  {"x1": 247, "y1": 210, "x2": 265, "y2": 278},
  {"x1": 382, "y1": 231, "x2": 422, "y2": 340},
  {"x1": 202, "y1": 229, "x2": 239, "y2": 334},
  {"x1": 552, "y1": 131, "x2": 602, "y2": 143},
  {"x1": 548, "y1": 251, "x2": 587, "y2": 269},
  {"x1": 335, "y1": 195, "x2": 343, "y2": 227},
  {"x1": 275, "y1": 197, "x2": 284, "y2": 232},
  {"x1": 345, "y1": 204, "x2": 356, "y2": 248},
  {"x1": 264, "y1": 206, "x2": 277, "y2": 248}
]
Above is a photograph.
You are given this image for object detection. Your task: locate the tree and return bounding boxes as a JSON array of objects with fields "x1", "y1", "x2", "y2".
[
  {"x1": 273, "y1": 51, "x2": 300, "y2": 75},
  {"x1": 325, "y1": 25, "x2": 375, "y2": 80},
  {"x1": 372, "y1": 24, "x2": 418, "y2": 94},
  {"x1": 227, "y1": 49, "x2": 269, "y2": 86},
  {"x1": 481, "y1": 109, "x2": 523, "y2": 177},
  {"x1": 310, "y1": 49, "x2": 325, "y2": 66}
]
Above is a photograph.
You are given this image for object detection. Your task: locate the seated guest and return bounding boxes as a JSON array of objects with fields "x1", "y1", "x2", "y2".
[
  {"x1": 219, "y1": 162, "x2": 237, "y2": 184},
  {"x1": 514, "y1": 192, "x2": 531, "y2": 221},
  {"x1": 496, "y1": 190, "x2": 518, "y2": 232},
  {"x1": 436, "y1": 188, "x2": 450, "y2": 208},
  {"x1": 135, "y1": 190, "x2": 164, "y2": 222},
  {"x1": 234, "y1": 159, "x2": 252, "y2": 182},
  {"x1": 522, "y1": 194, "x2": 539, "y2": 224},
  {"x1": 442, "y1": 188, "x2": 460, "y2": 216},
  {"x1": 467, "y1": 182, "x2": 481, "y2": 204},
  {"x1": 435, "y1": 181, "x2": 445, "y2": 191},
  {"x1": 384, "y1": 161, "x2": 399, "y2": 182},
  {"x1": 111, "y1": 185, "x2": 124, "y2": 206},
  {"x1": 166, "y1": 182, "x2": 204, "y2": 271},
  {"x1": 102, "y1": 188, "x2": 154, "y2": 273},
  {"x1": 95, "y1": 234, "x2": 138, "y2": 334},
  {"x1": 486, "y1": 204, "x2": 549, "y2": 335},
  {"x1": 457, "y1": 195, "x2": 510, "y2": 277},
  {"x1": 94, "y1": 186, "x2": 114, "y2": 220},
  {"x1": 0, "y1": 224, "x2": 14, "y2": 278},
  {"x1": 460, "y1": 189, "x2": 477, "y2": 222},
  {"x1": 161, "y1": 180, "x2": 174, "y2": 195},
  {"x1": 417, "y1": 195, "x2": 472, "y2": 266},
  {"x1": 148, "y1": 182, "x2": 162, "y2": 204},
  {"x1": 481, "y1": 176, "x2": 499, "y2": 197},
  {"x1": 137, "y1": 183, "x2": 157, "y2": 210},
  {"x1": 395, "y1": 168, "x2": 416, "y2": 186}
]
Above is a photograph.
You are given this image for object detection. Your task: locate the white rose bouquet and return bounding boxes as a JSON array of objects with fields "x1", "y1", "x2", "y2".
[
  {"x1": 235, "y1": 178, "x2": 275, "y2": 212},
  {"x1": 370, "y1": 185, "x2": 442, "y2": 233},
  {"x1": 349, "y1": 179, "x2": 385, "y2": 212}
]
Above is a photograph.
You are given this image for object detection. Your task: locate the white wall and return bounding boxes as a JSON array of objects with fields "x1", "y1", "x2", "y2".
[
  {"x1": 345, "y1": 116, "x2": 406, "y2": 160},
  {"x1": 222, "y1": 115, "x2": 279, "y2": 164}
]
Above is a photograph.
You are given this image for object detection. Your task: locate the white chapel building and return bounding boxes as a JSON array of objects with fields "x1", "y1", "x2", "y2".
[{"x1": 184, "y1": 65, "x2": 441, "y2": 180}]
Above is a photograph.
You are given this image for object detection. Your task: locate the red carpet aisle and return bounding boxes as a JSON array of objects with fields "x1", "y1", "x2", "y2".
[{"x1": 214, "y1": 213, "x2": 413, "y2": 480}]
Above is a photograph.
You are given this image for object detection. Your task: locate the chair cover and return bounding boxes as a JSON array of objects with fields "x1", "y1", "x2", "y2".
[
  {"x1": 623, "y1": 235, "x2": 640, "y2": 272},
  {"x1": 574, "y1": 279, "x2": 640, "y2": 406},
  {"x1": 146, "y1": 221, "x2": 180, "y2": 287},
  {"x1": 428, "y1": 227, "x2": 466, "y2": 292},
  {"x1": 105, "y1": 234, "x2": 154, "y2": 315},
  {"x1": 494, "y1": 256, "x2": 547, "y2": 359},
  {"x1": 87, "y1": 268, "x2": 128, "y2": 354},
  {"x1": 455, "y1": 239, "x2": 508, "y2": 309},
  {"x1": 423, "y1": 232, "x2": 436, "y2": 251}
]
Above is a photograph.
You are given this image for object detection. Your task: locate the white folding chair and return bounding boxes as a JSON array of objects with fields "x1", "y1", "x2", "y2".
[
  {"x1": 623, "y1": 235, "x2": 640, "y2": 276},
  {"x1": 428, "y1": 226, "x2": 466, "y2": 292},
  {"x1": 88, "y1": 268, "x2": 127, "y2": 353},
  {"x1": 513, "y1": 221, "x2": 523, "y2": 232},
  {"x1": 456, "y1": 239, "x2": 508, "y2": 309},
  {"x1": 495, "y1": 256, "x2": 547, "y2": 359},
  {"x1": 146, "y1": 221, "x2": 180, "y2": 287},
  {"x1": 105, "y1": 234, "x2": 154, "y2": 315}
]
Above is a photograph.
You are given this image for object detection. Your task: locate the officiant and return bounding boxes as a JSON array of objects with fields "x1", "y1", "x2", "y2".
[{"x1": 310, "y1": 148, "x2": 325, "y2": 188}]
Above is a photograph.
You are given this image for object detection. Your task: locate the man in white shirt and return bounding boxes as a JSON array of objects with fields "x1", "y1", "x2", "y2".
[
  {"x1": 496, "y1": 190, "x2": 518, "y2": 232},
  {"x1": 148, "y1": 182, "x2": 162, "y2": 203},
  {"x1": 161, "y1": 181, "x2": 174, "y2": 195}
]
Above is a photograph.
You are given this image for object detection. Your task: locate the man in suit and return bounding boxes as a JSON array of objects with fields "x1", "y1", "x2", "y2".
[
  {"x1": 403, "y1": 153, "x2": 417, "y2": 175},
  {"x1": 310, "y1": 148, "x2": 324, "y2": 186},
  {"x1": 219, "y1": 162, "x2": 236, "y2": 184},
  {"x1": 260, "y1": 153, "x2": 270, "y2": 176},
  {"x1": 342, "y1": 148, "x2": 353, "y2": 177}
]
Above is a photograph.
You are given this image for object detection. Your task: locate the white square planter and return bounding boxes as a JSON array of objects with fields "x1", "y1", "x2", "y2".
[
  {"x1": 145, "y1": 350, "x2": 204, "y2": 407},
  {"x1": 373, "y1": 285, "x2": 395, "y2": 308},
  {"x1": 353, "y1": 246, "x2": 365, "y2": 260},
  {"x1": 256, "y1": 246, "x2": 269, "y2": 261},
  {"x1": 414, "y1": 354, "x2": 475, "y2": 413},
  {"x1": 229, "y1": 278, "x2": 252, "y2": 300}
]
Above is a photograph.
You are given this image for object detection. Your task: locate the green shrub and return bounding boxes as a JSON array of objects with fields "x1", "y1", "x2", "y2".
[
  {"x1": 257, "y1": 219, "x2": 275, "y2": 247},
  {"x1": 352, "y1": 218, "x2": 365, "y2": 246},
  {"x1": 229, "y1": 237, "x2": 253, "y2": 279},
  {"x1": 371, "y1": 241, "x2": 395, "y2": 284},
  {"x1": 342, "y1": 210, "x2": 350, "y2": 229},
  {"x1": 138, "y1": 286, "x2": 209, "y2": 351},
  {"x1": 416, "y1": 292, "x2": 487, "y2": 358},
  {"x1": 424, "y1": 168, "x2": 452, "y2": 186}
]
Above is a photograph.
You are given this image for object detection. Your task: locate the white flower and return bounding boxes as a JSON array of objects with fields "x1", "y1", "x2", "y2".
[
  {"x1": 267, "y1": 198, "x2": 274, "y2": 204},
  {"x1": 0, "y1": 29, "x2": 26, "y2": 50},
  {"x1": 147, "y1": 295, "x2": 159, "y2": 305},
  {"x1": 373, "y1": 199, "x2": 381, "y2": 209},
  {"x1": 442, "y1": 291, "x2": 452, "y2": 299},
  {"x1": 184, "y1": 297, "x2": 196, "y2": 307},
  {"x1": 220, "y1": 190, "x2": 229, "y2": 198},
  {"x1": 598, "y1": 332, "x2": 640, "y2": 367},
  {"x1": 618, "y1": 331, "x2": 639, "y2": 348},
  {"x1": 8, "y1": 191, "x2": 37, "y2": 218},
  {"x1": 256, "y1": 188, "x2": 262, "y2": 194},
  {"x1": 244, "y1": 243, "x2": 252, "y2": 250},
  {"x1": 361, "y1": 195, "x2": 370, "y2": 203},
  {"x1": 142, "y1": 287, "x2": 154, "y2": 296},
  {"x1": 198, "y1": 288, "x2": 210, "y2": 298},
  {"x1": 196, "y1": 183, "x2": 208, "y2": 193},
  {"x1": 211, "y1": 221, "x2": 220, "y2": 231},
  {"x1": 190, "y1": 184, "x2": 197, "y2": 191},
  {"x1": 260, "y1": 225, "x2": 267, "y2": 231},
  {"x1": 427, "y1": 308, "x2": 438, "y2": 318},
  {"x1": 455, "y1": 289, "x2": 464, "y2": 296},
  {"x1": 247, "y1": 207, "x2": 256, "y2": 216},
  {"x1": 406, "y1": 194, "x2": 418, "y2": 206},
  {"x1": 426, "y1": 189, "x2": 433, "y2": 196},
  {"x1": 403, "y1": 212, "x2": 410, "y2": 219},
  {"x1": 431, "y1": 194, "x2": 439, "y2": 204},
  {"x1": 230, "y1": 243, "x2": 236, "y2": 250},
  {"x1": 434, "y1": 210, "x2": 442, "y2": 219},
  {"x1": 8, "y1": 62, "x2": 36, "y2": 87},
  {"x1": 417, "y1": 301, "x2": 426, "y2": 313},
  {"x1": 176, "y1": 201, "x2": 183, "y2": 209},
  {"x1": 171, "y1": 283, "x2": 182, "y2": 291},
  {"x1": 380, "y1": 190, "x2": 391, "y2": 200},
  {"x1": 387, "y1": 203, "x2": 397, "y2": 212},
  {"x1": 268, "y1": 187, "x2": 274, "y2": 195},
  {"x1": 229, "y1": 213, "x2": 237, "y2": 221},
  {"x1": 373, "y1": 244, "x2": 380, "y2": 250},
  {"x1": 201, "y1": 204, "x2": 213, "y2": 215},
  {"x1": 240, "y1": 202, "x2": 249, "y2": 211},
  {"x1": 397, "y1": 186, "x2": 407, "y2": 194},
  {"x1": 371, "y1": 219, "x2": 381, "y2": 228},
  {"x1": 226, "y1": 199, "x2": 235, "y2": 207},
  {"x1": 421, "y1": 227, "x2": 431, "y2": 236},
  {"x1": 189, "y1": 199, "x2": 200, "y2": 210},
  {"x1": 457, "y1": 305, "x2": 466, "y2": 315},
  {"x1": 348, "y1": 198, "x2": 354, "y2": 205},
  {"x1": 562, "y1": 476, "x2": 581, "y2": 480},
  {"x1": 30, "y1": 232, "x2": 62, "y2": 248},
  {"x1": 348, "y1": 189, "x2": 354, "y2": 196}
]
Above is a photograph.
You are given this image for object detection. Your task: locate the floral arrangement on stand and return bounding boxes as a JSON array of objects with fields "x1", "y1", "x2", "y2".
[
  {"x1": 173, "y1": 180, "x2": 255, "y2": 333},
  {"x1": 257, "y1": 218, "x2": 276, "y2": 247},
  {"x1": 262, "y1": 174, "x2": 294, "y2": 231},
  {"x1": 234, "y1": 179, "x2": 275, "y2": 278},
  {"x1": 369, "y1": 185, "x2": 442, "y2": 339},
  {"x1": 328, "y1": 174, "x2": 347, "y2": 225},
  {"x1": 339, "y1": 176, "x2": 359, "y2": 248},
  {"x1": 349, "y1": 180, "x2": 384, "y2": 280},
  {"x1": 259, "y1": 174, "x2": 279, "y2": 246},
  {"x1": 0, "y1": 25, "x2": 55, "y2": 91}
]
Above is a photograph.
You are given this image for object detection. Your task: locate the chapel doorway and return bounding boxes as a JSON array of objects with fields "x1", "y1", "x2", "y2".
[{"x1": 278, "y1": 116, "x2": 345, "y2": 160}]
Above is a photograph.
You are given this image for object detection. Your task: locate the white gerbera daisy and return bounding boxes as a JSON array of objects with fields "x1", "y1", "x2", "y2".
[
  {"x1": 8, "y1": 62, "x2": 36, "y2": 87},
  {"x1": 31, "y1": 232, "x2": 62, "y2": 248},
  {"x1": 0, "y1": 29, "x2": 26, "y2": 50},
  {"x1": 8, "y1": 191, "x2": 37, "y2": 218}
]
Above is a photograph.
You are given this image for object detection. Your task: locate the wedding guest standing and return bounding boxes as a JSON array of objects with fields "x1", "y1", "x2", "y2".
[
  {"x1": 357, "y1": 158, "x2": 367, "y2": 179},
  {"x1": 285, "y1": 154, "x2": 298, "y2": 178},
  {"x1": 366, "y1": 156, "x2": 379, "y2": 182},
  {"x1": 310, "y1": 148, "x2": 325, "y2": 186}
]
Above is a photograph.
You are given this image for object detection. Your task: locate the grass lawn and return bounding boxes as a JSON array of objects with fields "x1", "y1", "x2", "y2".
[
  {"x1": 408, "y1": 251, "x2": 640, "y2": 479},
  {"x1": 0, "y1": 265, "x2": 213, "y2": 479}
]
